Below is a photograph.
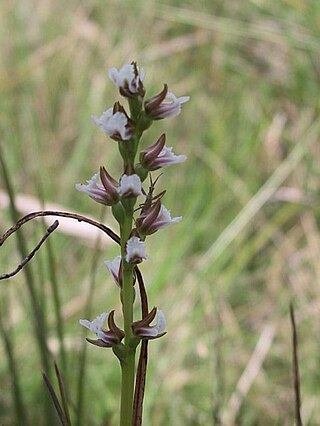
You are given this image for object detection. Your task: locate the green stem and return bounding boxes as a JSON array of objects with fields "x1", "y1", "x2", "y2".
[
  {"x1": 119, "y1": 213, "x2": 136, "y2": 426},
  {"x1": 120, "y1": 351, "x2": 136, "y2": 426}
]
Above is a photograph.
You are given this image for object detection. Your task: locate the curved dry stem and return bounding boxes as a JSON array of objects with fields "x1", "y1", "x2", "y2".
[
  {"x1": 0, "y1": 210, "x2": 120, "y2": 247},
  {"x1": 0, "y1": 220, "x2": 59, "y2": 280}
]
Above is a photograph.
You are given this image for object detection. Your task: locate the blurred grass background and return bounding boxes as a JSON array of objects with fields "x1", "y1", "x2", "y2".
[{"x1": 1, "y1": 0, "x2": 320, "y2": 424}]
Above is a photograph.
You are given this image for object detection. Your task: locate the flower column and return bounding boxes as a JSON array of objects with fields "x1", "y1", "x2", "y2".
[{"x1": 78, "y1": 62, "x2": 189, "y2": 426}]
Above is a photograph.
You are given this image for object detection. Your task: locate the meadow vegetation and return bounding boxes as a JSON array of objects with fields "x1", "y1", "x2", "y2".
[{"x1": 1, "y1": 0, "x2": 320, "y2": 424}]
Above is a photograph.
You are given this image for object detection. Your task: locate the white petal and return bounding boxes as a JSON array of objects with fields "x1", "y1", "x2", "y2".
[
  {"x1": 108, "y1": 67, "x2": 118, "y2": 85},
  {"x1": 155, "y1": 309, "x2": 166, "y2": 334},
  {"x1": 79, "y1": 312, "x2": 108, "y2": 335},
  {"x1": 125, "y1": 237, "x2": 148, "y2": 263},
  {"x1": 79, "y1": 319, "x2": 92, "y2": 330},
  {"x1": 118, "y1": 174, "x2": 142, "y2": 197}
]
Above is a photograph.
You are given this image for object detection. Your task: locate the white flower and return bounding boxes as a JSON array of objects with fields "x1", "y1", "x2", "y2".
[
  {"x1": 92, "y1": 108, "x2": 132, "y2": 141},
  {"x1": 145, "y1": 84, "x2": 189, "y2": 120},
  {"x1": 76, "y1": 173, "x2": 117, "y2": 205},
  {"x1": 152, "y1": 309, "x2": 166, "y2": 335},
  {"x1": 108, "y1": 63, "x2": 145, "y2": 97},
  {"x1": 125, "y1": 236, "x2": 148, "y2": 264},
  {"x1": 79, "y1": 311, "x2": 124, "y2": 347},
  {"x1": 137, "y1": 201, "x2": 182, "y2": 235},
  {"x1": 132, "y1": 308, "x2": 166, "y2": 339},
  {"x1": 104, "y1": 256, "x2": 122, "y2": 287},
  {"x1": 156, "y1": 205, "x2": 182, "y2": 229},
  {"x1": 155, "y1": 92, "x2": 189, "y2": 119},
  {"x1": 140, "y1": 133, "x2": 187, "y2": 171},
  {"x1": 156, "y1": 147, "x2": 187, "y2": 168},
  {"x1": 117, "y1": 174, "x2": 143, "y2": 197},
  {"x1": 80, "y1": 312, "x2": 108, "y2": 341}
]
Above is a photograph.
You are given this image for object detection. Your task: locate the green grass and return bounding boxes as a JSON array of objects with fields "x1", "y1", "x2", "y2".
[{"x1": 1, "y1": 0, "x2": 320, "y2": 424}]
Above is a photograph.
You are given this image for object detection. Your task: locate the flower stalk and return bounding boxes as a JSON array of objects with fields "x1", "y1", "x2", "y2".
[{"x1": 77, "y1": 61, "x2": 189, "y2": 425}]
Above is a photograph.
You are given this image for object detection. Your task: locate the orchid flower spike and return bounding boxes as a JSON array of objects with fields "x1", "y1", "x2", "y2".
[
  {"x1": 76, "y1": 169, "x2": 119, "y2": 206},
  {"x1": 140, "y1": 133, "x2": 187, "y2": 171},
  {"x1": 108, "y1": 62, "x2": 145, "y2": 98},
  {"x1": 136, "y1": 200, "x2": 182, "y2": 235},
  {"x1": 144, "y1": 84, "x2": 189, "y2": 120},
  {"x1": 125, "y1": 236, "x2": 148, "y2": 264},
  {"x1": 132, "y1": 307, "x2": 166, "y2": 340},
  {"x1": 79, "y1": 311, "x2": 124, "y2": 348},
  {"x1": 92, "y1": 102, "x2": 134, "y2": 141}
]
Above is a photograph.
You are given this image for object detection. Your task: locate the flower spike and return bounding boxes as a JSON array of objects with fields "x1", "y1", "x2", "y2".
[
  {"x1": 79, "y1": 311, "x2": 124, "y2": 348},
  {"x1": 132, "y1": 307, "x2": 166, "y2": 340}
]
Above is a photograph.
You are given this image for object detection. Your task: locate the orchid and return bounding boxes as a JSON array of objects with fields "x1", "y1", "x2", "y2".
[
  {"x1": 92, "y1": 106, "x2": 133, "y2": 141},
  {"x1": 109, "y1": 62, "x2": 145, "y2": 97},
  {"x1": 145, "y1": 84, "x2": 189, "y2": 120},
  {"x1": 117, "y1": 174, "x2": 143, "y2": 198},
  {"x1": 132, "y1": 307, "x2": 166, "y2": 340},
  {"x1": 136, "y1": 201, "x2": 182, "y2": 235},
  {"x1": 140, "y1": 133, "x2": 187, "y2": 171},
  {"x1": 76, "y1": 171, "x2": 118, "y2": 205},
  {"x1": 76, "y1": 62, "x2": 188, "y2": 425},
  {"x1": 125, "y1": 236, "x2": 148, "y2": 264},
  {"x1": 79, "y1": 311, "x2": 124, "y2": 348},
  {"x1": 104, "y1": 256, "x2": 122, "y2": 287}
]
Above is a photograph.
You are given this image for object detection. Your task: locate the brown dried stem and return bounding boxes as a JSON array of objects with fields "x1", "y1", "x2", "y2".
[
  {"x1": 0, "y1": 210, "x2": 120, "y2": 248},
  {"x1": 133, "y1": 267, "x2": 149, "y2": 426},
  {"x1": 0, "y1": 220, "x2": 59, "y2": 280}
]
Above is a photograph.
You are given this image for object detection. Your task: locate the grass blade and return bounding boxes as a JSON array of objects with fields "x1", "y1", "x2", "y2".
[
  {"x1": 42, "y1": 372, "x2": 70, "y2": 426},
  {"x1": 290, "y1": 303, "x2": 303, "y2": 426}
]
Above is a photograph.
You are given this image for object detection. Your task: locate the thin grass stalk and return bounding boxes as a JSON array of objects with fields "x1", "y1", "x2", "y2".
[
  {"x1": 290, "y1": 303, "x2": 303, "y2": 426},
  {"x1": 36, "y1": 181, "x2": 67, "y2": 373},
  {"x1": 76, "y1": 209, "x2": 105, "y2": 426},
  {"x1": 54, "y1": 362, "x2": 72, "y2": 426},
  {"x1": 0, "y1": 145, "x2": 56, "y2": 423},
  {"x1": 42, "y1": 372, "x2": 70, "y2": 426},
  {"x1": 45, "y1": 232, "x2": 67, "y2": 371},
  {"x1": 0, "y1": 301, "x2": 27, "y2": 425},
  {"x1": 211, "y1": 292, "x2": 223, "y2": 426}
]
